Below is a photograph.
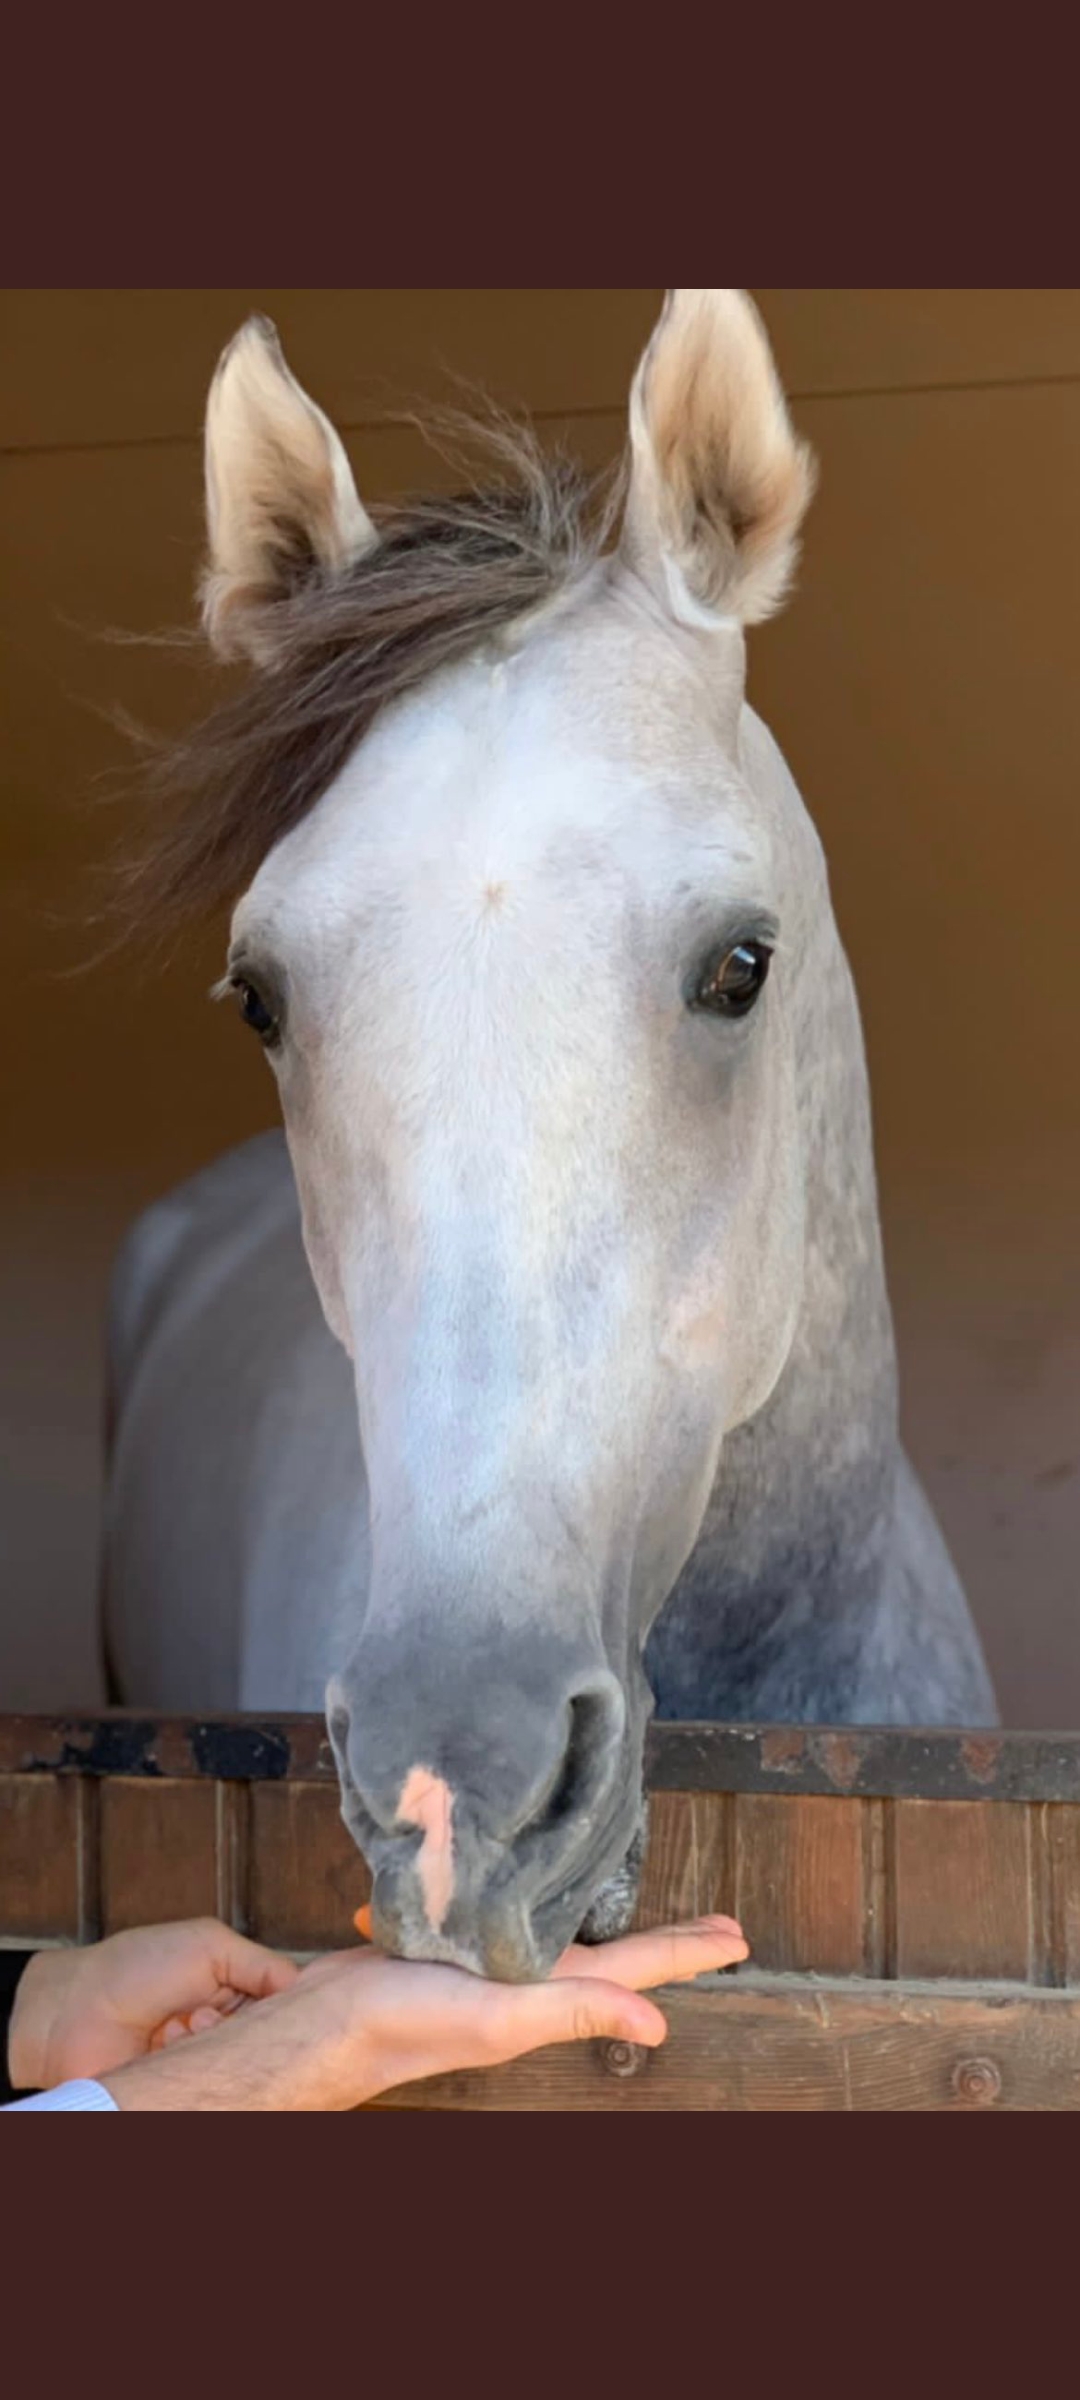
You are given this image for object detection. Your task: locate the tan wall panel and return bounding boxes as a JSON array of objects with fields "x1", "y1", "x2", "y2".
[
  {"x1": 754, "y1": 287, "x2": 1080, "y2": 396},
  {"x1": 0, "y1": 289, "x2": 661, "y2": 452},
  {"x1": 753, "y1": 381, "x2": 1080, "y2": 1189},
  {"x1": 5, "y1": 290, "x2": 1079, "y2": 458},
  {"x1": 749, "y1": 378, "x2": 1080, "y2": 1727}
]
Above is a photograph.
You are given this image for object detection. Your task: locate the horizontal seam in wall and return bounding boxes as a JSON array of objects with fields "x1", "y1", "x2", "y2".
[
  {"x1": 3, "y1": 402, "x2": 623, "y2": 462},
  {"x1": 3, "y1": 371, "x2": 1080, "y2": 462}
]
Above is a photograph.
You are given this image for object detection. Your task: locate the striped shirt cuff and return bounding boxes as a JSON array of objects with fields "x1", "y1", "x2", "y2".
[{"x1": 4, "y1": 2078, "x2": 119, "y2": 2112}]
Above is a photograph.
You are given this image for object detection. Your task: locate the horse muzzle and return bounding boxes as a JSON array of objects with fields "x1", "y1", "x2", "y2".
[{"x1": 326, "y1": 1654, "x2": 642, "y2": 1979}]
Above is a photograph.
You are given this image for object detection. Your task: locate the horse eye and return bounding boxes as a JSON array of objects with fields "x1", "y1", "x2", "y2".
[
  {"x1": 233, "y1": 978, "x2": 279, "y2": 1044},
  {"x1": 691, "y1": 939, "x2": 772, "y2": 1018}
]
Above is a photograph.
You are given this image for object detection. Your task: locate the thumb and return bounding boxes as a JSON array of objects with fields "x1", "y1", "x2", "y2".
[
  {"x1": 493, "y1": 1975, "x2": 668, "y2": 2064},
  {"x1": 211, "y1": 1927, "x2": 301, "y2": 2000}
]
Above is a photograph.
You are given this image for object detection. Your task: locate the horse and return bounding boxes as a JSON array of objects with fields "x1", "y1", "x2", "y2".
[{"x1": 101, "y1": 290, "x2": 996, "y2": 1981}]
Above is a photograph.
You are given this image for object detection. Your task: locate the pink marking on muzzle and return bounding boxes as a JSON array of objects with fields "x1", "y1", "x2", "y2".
[{"x1": 396, "y1": 1767, "x2": 456, "y2": 1932}]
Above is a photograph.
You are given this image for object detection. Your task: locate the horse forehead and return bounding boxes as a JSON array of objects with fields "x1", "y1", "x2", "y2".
[
  {"x1": 234, "y1": 612, "x2": 776, "y2": 1005},
  {"x1": 249, "y1": 656, "x2": 755, "y2": 941},
  {"x1": 360, "y1": 597, "x2": 734, "y2": 776},
  {"x1": 365, "y1": 657, "x2": 718, "y2": 837}
]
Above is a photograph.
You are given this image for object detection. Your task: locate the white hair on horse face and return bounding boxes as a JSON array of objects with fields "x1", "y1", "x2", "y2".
[{"x1": 229, "y1": 561, "x2": 804, "y2": 1674}]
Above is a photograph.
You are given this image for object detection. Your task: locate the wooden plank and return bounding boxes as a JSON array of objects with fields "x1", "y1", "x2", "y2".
[
  {"x1": 630, "y1": 1792, "x2": 705, "y2": 1929},
  {"x1": 99, "y1": 1777, "x2": 218, "y2": 1934},
  {"x1": 731, "y1": 1795, "x2": 866, "y2": 1975},
  {"x1": 0, "y1": 1774, "x2": 82, "y2": 1941},
  {"x1": 684, "y1": 1794, "x2": 737, "y2": 1926},
  {"x1": 859, "y1": 1797, "x2": 892, "y2": 1980},
  {"x1": 626, "y1": 1790, "x2": 737, "y2": 1939},
  {"x1": 368, "y1": 1976, "x2": 1080, "y2": 2111},
  {"x1": 0, "y1": 290, "x2": 661, "y2": 453},
  {"x1": 213, "y1": 1783, "x2": 252, "y2": 1935},
  {"x1": 1048, "y1": 1806, "x2": 1080, "y2": 1984},
  {"x1": 249, "y1": 1784, "x2": 369, "y2": 1953},
  {"x1": 7, "y1": 1714, "x2": 1080, "y2": 1802},
  {"x1": 892, "y1": 1800, "x2": 1033, "y2": 1981}
]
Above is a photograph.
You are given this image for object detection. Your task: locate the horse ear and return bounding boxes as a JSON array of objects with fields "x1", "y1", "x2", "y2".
[
  {"x1": 621, "y1": 289, "x2": 816, "y2": 630},
  {"x1": 201, "y1": 316, "x2": 377, "y2": 665}
]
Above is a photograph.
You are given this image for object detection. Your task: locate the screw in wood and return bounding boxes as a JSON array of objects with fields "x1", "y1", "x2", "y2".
[
  {"x1": 599, "y1": 2038, "x2": 648, "y2": 2079},
  {"x1": 951, "y1": 2055, "x2": 1003, "y2": 2104}
]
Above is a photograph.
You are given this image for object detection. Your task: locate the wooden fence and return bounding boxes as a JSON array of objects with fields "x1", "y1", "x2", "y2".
[{"x1": 3, "y1": 1714, "x2": 1080, "y2": 2108}]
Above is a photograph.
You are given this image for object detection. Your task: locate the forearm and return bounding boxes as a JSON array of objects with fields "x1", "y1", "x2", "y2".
[
  {"x1": 101, "y1": 2047, "x2": 267, "y2": 2110},
  {"x1": 101, "y1": 1998, "x2": 371, "y2": 2111}
]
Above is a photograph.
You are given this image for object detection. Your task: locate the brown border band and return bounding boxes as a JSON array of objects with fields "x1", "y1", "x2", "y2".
[{"x1": 2, "y1": 1713, "x2": 1079, "y2": 1803}]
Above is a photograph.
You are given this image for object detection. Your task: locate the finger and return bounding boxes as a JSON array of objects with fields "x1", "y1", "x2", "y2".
[
  {"x1": 551, "y1": 1916, "x2": 749, "y2": 1991},
  {"x1": 188, "y1": 2004, "x2": 225, "y2": 2034},
  {"x1": 553, "y1": 1916, "x2": 748, "y2": 1988},
  {"x1": 205, "y1": 1925, "x2": 301, "y2": 1999},
  {"x1": 159, "y1": 2016, "x2": 191, "y2": 2046},
  {"x1": 494, "y1": 1975, "x2": 669, "y2": 2058}
]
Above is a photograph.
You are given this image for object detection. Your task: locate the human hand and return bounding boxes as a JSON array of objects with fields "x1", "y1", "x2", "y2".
[
  {"x1": 8, "y1": 1919, "x2": 299, "y2": 2089},
  {"x1": 306, "y1": 1908, "x2": 751, "y2": 2101},
  {"x1": 97, "y1": 1911, "x2": 749, "y2": 2111}
]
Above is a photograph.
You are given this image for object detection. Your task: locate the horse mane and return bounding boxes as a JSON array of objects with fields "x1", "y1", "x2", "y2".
[{"x1": 113, "y1": 417, "x2": 624, "y2": 937}]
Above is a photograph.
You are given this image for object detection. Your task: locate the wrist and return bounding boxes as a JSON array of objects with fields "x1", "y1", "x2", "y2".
[{"x1": 100, "y1": 2052, "x2": 222, "y2": 2111}]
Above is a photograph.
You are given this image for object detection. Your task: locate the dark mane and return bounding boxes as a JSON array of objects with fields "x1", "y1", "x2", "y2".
[{"x1": 115, "y1": 423, "x2": 623, "y2": 935}]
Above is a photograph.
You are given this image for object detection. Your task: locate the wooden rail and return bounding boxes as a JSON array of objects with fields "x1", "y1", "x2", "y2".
[
  {"x1": 6, "y1": 1712, "x2": 1080, "y2": 1799},
  {"x1": 369, "y1": 1977, "x2": 1080, "y2": 2111}
]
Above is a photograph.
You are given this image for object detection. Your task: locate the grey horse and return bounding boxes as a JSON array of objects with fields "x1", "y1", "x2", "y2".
[{"x1": 103, "y1": 290, "x2": 995, "y2": 1981}]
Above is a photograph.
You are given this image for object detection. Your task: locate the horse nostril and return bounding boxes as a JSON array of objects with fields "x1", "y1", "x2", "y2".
[
  {"x1": 328, "y1": 1662, "x2": 625, "y2": 1912},
  {"x1": 516, "y1": 1679, "x2": 625, "y2": 1857}
]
